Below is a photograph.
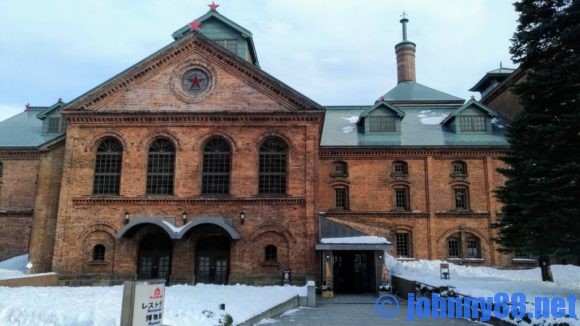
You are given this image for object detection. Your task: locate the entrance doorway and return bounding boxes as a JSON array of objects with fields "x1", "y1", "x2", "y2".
[
  {"x1": 332, "y1": 251, "x2": 375, "y2": 293},
  {"x1": 195, "y1": 227, "x2": 230, "y2": 284},
  {"x1": 137, "y1": 230, "x2": 173, "y2": 281}
]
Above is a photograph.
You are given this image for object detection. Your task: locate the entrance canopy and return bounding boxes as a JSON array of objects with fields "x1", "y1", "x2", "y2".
[
  {"x1": 316, "y1": 236, "x2": 392, "y2": 251},
  {"x1": 116, "y1": 216, "x2": 241, "y2": 240}
]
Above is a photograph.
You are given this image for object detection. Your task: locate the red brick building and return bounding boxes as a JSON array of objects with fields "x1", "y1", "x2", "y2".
[{"x1": 0, "y1": 7, "x2": 525, "y2": 290}]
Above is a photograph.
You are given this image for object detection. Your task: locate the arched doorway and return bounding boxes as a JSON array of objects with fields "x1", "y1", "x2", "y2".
[
  {"x1": 195, "y1": 226, "x2": 231, "y2": 284},
  {"x1": 138, "y1": 229, "x2": 173, "y2": 281}
]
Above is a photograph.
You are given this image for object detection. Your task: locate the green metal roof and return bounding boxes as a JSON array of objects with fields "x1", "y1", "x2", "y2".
[
  {"x1": 382, "y1": 81, "x2": 464, "y2": 103},
  {"x1": 469, "y1": 67, "x2": 516, "y2": 92},
  {"x1": 172, "y1": 10, "x2": 259, "y2": 65},
  {"x1": 321, "y1": 104, "x2": 508, "y2": 147},
  {"x1": 0, "y1": 105, "x2": 64, "y2": 148}
]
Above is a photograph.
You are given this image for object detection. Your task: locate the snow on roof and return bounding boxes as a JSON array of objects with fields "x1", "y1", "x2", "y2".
[{"x1": 320, "y1": 236, "x2": 390, "y2": 244}]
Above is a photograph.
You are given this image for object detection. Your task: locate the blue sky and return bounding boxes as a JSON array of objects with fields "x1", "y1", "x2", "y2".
[{"x1": 0, "y1": 0, "x2": 518, "y2": 121}]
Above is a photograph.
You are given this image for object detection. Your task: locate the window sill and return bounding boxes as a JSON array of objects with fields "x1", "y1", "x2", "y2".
[
  {"x1": 87, "y1": 261, "x2": 107, "y2": 266},
  {"x1": 261, "y1": 262, "x2": 279, "y2": 267},
  {"x1": 512, "y1": 258, "x2": 536, "y2": 263},
  {"x1": 330, "y1": 173, "x2": 349, "y2": 178},
  {"x1": 448, "y1": 258, "x2": 484, "y2": 264}
]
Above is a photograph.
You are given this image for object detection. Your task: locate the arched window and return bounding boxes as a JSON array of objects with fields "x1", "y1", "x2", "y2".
[
  {"x1": 147, "y1": 138, "x2": 175, "y2": 195},
  {"x1": 393, "y1": 161, "x2": 408, "y2": 175},
  {"x1": 333, "y1": 161, "x2": 348, "y2": 176},
  {"x1": 452, "y1": 161, "x2": 467, "y2": 176},
  {"x1": 446, "y1": 233, "x2": 482, "y2": 259},
  {"x1": 93, "y1": 137, "x2": 123, "y2": 195},
  {"x1": 92, "y1": 244, "x2": 106, "y2": 261},
  {"x1": 395, "y1": 231, "x2": 412, "y2": 258},
  {"x1": 447, "y1": 237, "x2": 460, "y2": 258},
  {"x1": 453, "y1": 186, "x2": 469, "y2": 210},
  {"x1": 265, "y1": 245, "x2": 277, "y2": 263},
  {"x1": 202, "y1": 138, "x2": 231, "y2": 194},
  {"x1": 394, "y1": 186, "x2": 410, "y2": 210},
  {"x1": 466, "y1": 237, "x2": 480, "y2": 258},
  {"x1": 334, "y1": 187, "x2": 349, "y2": 210},
  {"x1": 259, "y1": 137, "x2": 287, "y2": 195}
]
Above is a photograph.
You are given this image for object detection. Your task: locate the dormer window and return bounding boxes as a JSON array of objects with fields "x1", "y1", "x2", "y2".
[
  {"x1": 459, "y1": 116, "x2": 487, "y2": 132},
  {"x1": 47, "y1": 117, "x2": 66, "y2": 133},
  {"x1": 369, "y1": 116, "x2": 396, "y2": 133}
]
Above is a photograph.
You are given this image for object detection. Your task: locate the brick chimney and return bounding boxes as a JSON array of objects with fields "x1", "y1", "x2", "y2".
[{"x1": 395, "y1": 15, "x2": 416, "y2": 83}]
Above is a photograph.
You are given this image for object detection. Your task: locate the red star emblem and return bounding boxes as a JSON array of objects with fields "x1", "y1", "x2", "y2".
[
  {"x1": 189, "y1": 20, "x2": 202, "y2": 30},
  {"x1": 208, "y1": 1, "x2": 219, "y2": 11},
  {"x1": 188, "y1": 74, "x2": 205, "y2": 89}
]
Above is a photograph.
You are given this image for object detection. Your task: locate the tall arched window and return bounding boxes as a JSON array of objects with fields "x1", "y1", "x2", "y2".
[
  {"x1": 147, "y1": 138, "x2": 175, "y2": 195},
  {"x1": 259, "y1": 137, "x2": 287, "y2": 195},
  {"x1": 394, "y1": 186, "x2": 410, "y2": 210},
  {"x1": 453, "y1": 186, "x2": 469, "y2": 210},
  {"x1": 92, "y1": 244, "x2": 106, "y2": 261},
  {"x1": 202, "y1": 138, "x2": 231, "y2": 195},
  {"x1": 93, "y1": 137, "x2": 123, "y2": 195},
  {"x1": 265, "y1": 245, "x2": 277, "y2": 263}
]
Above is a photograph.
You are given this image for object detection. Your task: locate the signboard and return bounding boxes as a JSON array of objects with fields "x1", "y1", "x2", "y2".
[{"x1": 121, "y1": 280, "x2": 165, "y2": 326}]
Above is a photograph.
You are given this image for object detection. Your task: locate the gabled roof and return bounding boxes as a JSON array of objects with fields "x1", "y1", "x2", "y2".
[
  {"x1": 36, "y1": 100, "x2": 66, "y2": 120},
  {"x1": 172, "y1": 10, "x2": 259, "y2": 65},
  {"x1": 0, "y1": 104, "x2": 65, "y2": 148},
  {"x1": 469, "y1": 67, "x2": 516, "y2": 92},
  {"x1": 382, "y1": 81, "x2": 464, "y2": 103},
  {"x1": 357, "y1": 101, "x2": 405, "y2": 124},
  {"x1": 441, "y1": 98, "x2": 498, "y2": 125},
  {"x1": 62, "y1": 30, "x2": 322, "y2": 113}
]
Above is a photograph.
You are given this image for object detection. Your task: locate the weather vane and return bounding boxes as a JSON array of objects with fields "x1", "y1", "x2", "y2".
[{"x1": 401, "y1": 11, "x2": 408, "y2": 20}]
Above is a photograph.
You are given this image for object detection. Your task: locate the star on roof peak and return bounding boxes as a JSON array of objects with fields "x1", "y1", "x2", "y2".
[
  {"x1": 208, "y1": 1, "x2": 219, "y2": 11},
  {"x1": 189, "y1": 20, "x2": 202, "y2": 30}
]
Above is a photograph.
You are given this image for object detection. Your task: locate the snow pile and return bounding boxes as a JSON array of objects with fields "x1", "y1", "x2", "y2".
[
  {"x1": 387, "y1": 256, "x2": 580, "y2": 325},
  {"x1": 0, "y1": 284, "x2": 306, "y2": 326},
  {"x1": 0, "y1": 254, "x2": 28, "y2": 280},
  {"x1": 417, "y1": 110, "x2": 448, "y2": 125},
  {"x1": 321, "y1": 236, "x2": 390, "y2": 244}
]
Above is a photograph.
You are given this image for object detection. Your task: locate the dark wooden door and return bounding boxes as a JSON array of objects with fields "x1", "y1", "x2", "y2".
[
  {"x1": 137, "y1": 231, "x2": 172, "y2": 282},
  {"x1": 196, "y1": 231, "x2": 230, "y2": 284}
]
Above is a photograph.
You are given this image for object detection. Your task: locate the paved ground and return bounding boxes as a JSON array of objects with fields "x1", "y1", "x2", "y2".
[{"x1": 260, "y1": 294, "x2": 480, "y2": 325}]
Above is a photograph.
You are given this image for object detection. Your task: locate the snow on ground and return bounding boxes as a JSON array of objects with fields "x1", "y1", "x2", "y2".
[
  {"x1": 0, "y1": 284, "x2": 306, "y2": 326},
  {"x1": 0, "y1": 254, "x2": 28, "y2": 280},
  {"x1": 387, "y1": 256, "x2": 580, "y2": 325},
  {"x1": 321, "y1": 236, "x2": 390, "y2": 244}
]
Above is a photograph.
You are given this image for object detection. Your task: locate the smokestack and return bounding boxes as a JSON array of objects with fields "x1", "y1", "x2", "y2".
[{"x1": 395, "y1": 14, "x2": 416, "y2": 83}]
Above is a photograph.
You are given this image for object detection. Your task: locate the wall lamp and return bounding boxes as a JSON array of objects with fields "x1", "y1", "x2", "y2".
[
  {"x1": 182, "y1": 212, "x2": 187, "y2": 223},
  {"x1": 240, "y1": 212, "x2": 245, "y2": 225},
  {"x1": 124, "y1": 211, "x2": 129, "y2": 224}
]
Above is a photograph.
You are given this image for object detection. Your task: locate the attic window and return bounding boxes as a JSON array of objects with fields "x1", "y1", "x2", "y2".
[
  {"x1": 369, "y1": 116, "x2": 396, "y2": 133},
  {"x1": 459, "y1": 116, "x2": 487, "y2": 132},
  {"x1": 215, "y1": 39, "x2": 238, "y2": 54}
]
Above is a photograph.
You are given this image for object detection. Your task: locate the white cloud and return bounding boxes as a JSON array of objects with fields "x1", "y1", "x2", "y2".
[{"x1": 0, "y1": 0, "x2": 518, "y2": 114}]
